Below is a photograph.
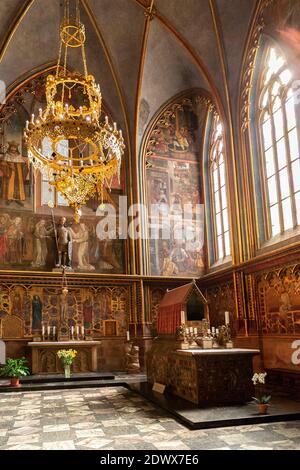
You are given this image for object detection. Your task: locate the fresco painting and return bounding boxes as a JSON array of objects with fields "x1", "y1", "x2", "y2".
[
  {"x1": 0, "y1": 73, "x2": 125, "y2": 274},
  {"x1": 146, "y1": 95, "x2": 205, "y2": 277}
]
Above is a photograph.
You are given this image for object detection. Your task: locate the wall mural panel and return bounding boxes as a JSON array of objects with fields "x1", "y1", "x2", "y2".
[
  {"x1": 145, "y1": 93, "x2": 207, "y2": 277},
  {"x1": 0, "y1": 283, "x2": 128, "y2": 339},
  {"x1": 256, "y1": 264, "x2": 300, "y2": 335},
  {"x1": 0, "y1": 73, "x2": 126, "y2": 274}
]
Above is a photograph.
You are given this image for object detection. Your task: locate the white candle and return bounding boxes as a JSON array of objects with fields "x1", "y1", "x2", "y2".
[
  {"x1": 81, "y1": 326, "x2": 85, "y2": 336},
  {"x1": 216, "y1": 328, "x2": 219, "y2": 335},
  {"x1": 189, "y1": 327, "x2": 193, "y2": 334},
  {"x1": 193, "y1": 328, "x2": 197, "y2": 334},
  {"x1": 126, "y1": 331, "x2": 130, "y2": 341},
  {"x1": 185, "y1": 328, "x2": 189, "y2": 334},
  {"x1": 71, "y1": 326, "x2": 74, "y2": 336},
  {"x1": 53, "y1": 326, "x2": 56, "y2": 337},
  {"x1": 212, "y1": 327, "x2": 215, "y2": 333},
  {"x1": 181, "y1": 310, "x2": 185, "y2": 324},
  {"x1": 225, "y1": 311, "x2": 230, "y2": 325},
  {"x1": 207, "y1": 328, "x2": 211, "y2": 334},
  {"x1": 47, "y1": 326, "x2": 50, "y2": 336},
  {"x1": 76, "y1": 325, "x2": 79, "y2": 336},
  {"x1": 42, "y1": 325, "x2": 45, "y2": 336}
]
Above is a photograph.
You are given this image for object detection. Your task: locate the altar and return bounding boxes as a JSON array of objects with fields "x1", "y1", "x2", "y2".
[
  {"x1": 147, "y1": 282, "x2": 261, "y2": 406},
  {"x1": 147, "y1": 342, "x2": 260, "y2": 405},
  {"x1": 28, "y1": 341, "x2": 101, "y2": 374}
]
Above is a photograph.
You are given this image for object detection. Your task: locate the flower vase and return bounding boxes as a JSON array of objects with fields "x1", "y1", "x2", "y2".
[
  {"x1": 64, "y1": 364, "x2": 71, "y2": 379},
  {"x1": 258, "y1": 404, "x2": 268, "y2": 414}
]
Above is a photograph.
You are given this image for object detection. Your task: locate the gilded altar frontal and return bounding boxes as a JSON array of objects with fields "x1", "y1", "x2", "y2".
[{"x1": 0, "y1": 0, "x2": 300, "y2": 455}]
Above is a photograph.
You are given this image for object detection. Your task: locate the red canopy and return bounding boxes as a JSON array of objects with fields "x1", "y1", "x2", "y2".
[{"x1": 157, "y1": 281, "x2": 206, "y2": 335}]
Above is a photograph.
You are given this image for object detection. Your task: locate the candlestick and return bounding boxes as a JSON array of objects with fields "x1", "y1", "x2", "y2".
[
  {"x1": 225, "y1": 311, "x2": 230, "y2": 325},
  {"x1": 126, "y1": 331, "x2": 130, "y2": 341}
]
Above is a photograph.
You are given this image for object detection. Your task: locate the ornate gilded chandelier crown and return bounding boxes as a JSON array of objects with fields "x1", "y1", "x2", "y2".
[{"x1": 24, "y1": 0, "x2": 125, "y2": 221}]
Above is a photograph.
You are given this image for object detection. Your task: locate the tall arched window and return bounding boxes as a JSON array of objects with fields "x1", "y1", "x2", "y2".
[
  {"x1": 209, "y1": 114, "x2": 231, "y2": 261},
  {"x1": 258, "y1": 46, "x2": 300, "y2": 238}
]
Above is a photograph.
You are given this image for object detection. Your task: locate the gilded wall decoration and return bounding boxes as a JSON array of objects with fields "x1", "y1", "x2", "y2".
[
  {"x1": 150, "y1": 288, "x2": 165, "y2": 331},
  {"x1": 145, "y1": 92, "x2": 208, "y2": 277},
  {"x1": 241, "y1": 0, "x2": 277, "y2": 131},
  {"x1": 206, "y1": 282, "x2": 236, "y2": 332},
  {"x1": 256, "y1": 264, "x2": 300, "y2": 335},
  {"x1": 0, "y1": 72, "x2": 126, "y2": 274},
  {"x1": 0, "y1": 283, "x2": 129, "y2": 339}
]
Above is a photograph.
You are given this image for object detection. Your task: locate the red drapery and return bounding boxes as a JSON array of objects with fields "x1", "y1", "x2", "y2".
[{"x1": 157, "y1": 303, "x2": 182, "y2": 335}]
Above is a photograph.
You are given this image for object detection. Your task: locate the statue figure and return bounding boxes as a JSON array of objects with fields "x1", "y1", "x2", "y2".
[
  {"x1": 55, "y1": 217, "x2": 72, "y2": 268},
  {"x1": 125, "y1": 344, "x2": 141, "y2": 374},
  {"x1": 60, "y1": 288, "x2": 69, "y2": 323}
]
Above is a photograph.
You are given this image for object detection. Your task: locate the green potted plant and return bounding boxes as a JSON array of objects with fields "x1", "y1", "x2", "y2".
[
  {"x1": 252, "y1": 372, "x2": 271, "y2": 414},
  {"x1": 0, "y1": 357, "x2": 30, "y2": 387}
]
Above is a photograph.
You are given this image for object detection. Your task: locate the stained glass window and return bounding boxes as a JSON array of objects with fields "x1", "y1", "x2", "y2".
[
  {"x1": 209, "y1": 115, "x2": 231, "y2": 261},
  {"x1": 259, "y1": 46, "x2": 299, "y2": 237}
]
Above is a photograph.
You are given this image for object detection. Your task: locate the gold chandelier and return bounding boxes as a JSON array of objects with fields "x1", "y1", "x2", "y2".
[{"x1": 24, "y1": 0, "x2": 125, "y2": 222}]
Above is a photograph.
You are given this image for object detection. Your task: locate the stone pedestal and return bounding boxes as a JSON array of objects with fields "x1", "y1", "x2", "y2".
[{"x1": 28, "y1": 341, "x2": 100, "y2": 374}]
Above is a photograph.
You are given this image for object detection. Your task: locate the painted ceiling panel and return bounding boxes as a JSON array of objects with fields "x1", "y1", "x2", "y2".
[
  {"x1": 0, "y1": 0, "x2": 60, "y2": 88},
  {"x1": 0, "y1": 0, "x2": 22, "y2": 49},
  {"x1": 88, "y1": 0, "x2": 145, "y2": 135},
  {"x1": 0, "y1": 0, "x2": 125, "y2": 132},
  {"x1": 156, "y1": 0, "x2": 225, "y2": 101},
  {"x1": 215, "y1": 0, "x2": 255, "y2": 116},
  {"x1": 138, "y1": 18, "x2": 206, "y2": 149}
]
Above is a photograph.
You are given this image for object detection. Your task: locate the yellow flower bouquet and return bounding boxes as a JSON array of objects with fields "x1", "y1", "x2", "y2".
[
  {"x1": 57, "y1": 349, "x2": 77, "y2": 379},
  {"x1": 57, "y1": 349, "x2": 77, "y2": 365}
]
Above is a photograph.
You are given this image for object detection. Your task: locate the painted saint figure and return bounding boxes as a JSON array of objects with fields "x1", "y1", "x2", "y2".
[
  {"x1": 83, "y1": 297, "x2": 93, "y2": 329},
  {"x1": 1, "y1": 141, "x2": 28, "y2": 205},
  {"x1": 0, "y1": 214, "x2": 9, "y2": 263},
  {"x1": 32, "y1": 219, "x2": 52, "y2": 268},
  {"x1": 6, "y1": 217, "x2": 24, "y2": 265},
  {"x1": 32, "y1": 295, "x2": 42, "y2": 330}
]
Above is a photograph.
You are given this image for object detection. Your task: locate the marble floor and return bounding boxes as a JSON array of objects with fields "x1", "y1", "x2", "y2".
[{"x1": 0, "y1": 386, "x2": 299, "y2": 450}]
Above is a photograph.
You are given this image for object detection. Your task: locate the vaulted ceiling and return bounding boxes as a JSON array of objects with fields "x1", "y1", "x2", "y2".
[{"x1": 0, "y1": 0, "x2": 257, "y2": 155}]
